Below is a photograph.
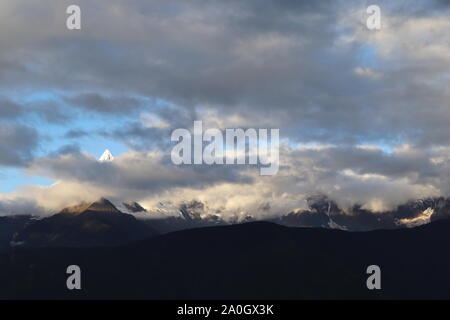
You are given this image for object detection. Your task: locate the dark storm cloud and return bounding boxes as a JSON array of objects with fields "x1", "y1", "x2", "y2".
[
  {"x1": 101, "y1": 122, "x2": 171, "y2": 151},
  {"x1": 0, "y1": 0, "x2": 445, "y2": 148},
  {"x1": 0, "y1": 99, "x2": 23, "y2": 119},
  {"x1": 294, "y1": 146, "x2": 438, "y2": 181},
  {"x1": 27, "y1": 151, "x2": 252, "y2": 193},
  {"x1": 0, "y1": 123, "x2": 39, "y2": 166},
  {"x1": 0, "y1": 0, "x2": 342, "y2": 121},
  {"x1": 102, "y1": 106, "x2": 197, "y2": 150},
  {"x1": 65, "y1": 93, "x2": 143, "y2": 114}
]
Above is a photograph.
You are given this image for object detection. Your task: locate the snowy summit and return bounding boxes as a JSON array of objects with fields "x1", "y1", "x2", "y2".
[{"x1": 99, "y1": 149, "x2": 114, "y2": 162}]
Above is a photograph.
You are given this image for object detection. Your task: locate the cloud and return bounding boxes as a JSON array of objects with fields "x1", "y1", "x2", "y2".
[
  {"x1": 3, "y1": 143, "x2": 442, "y2": 219},
  {"x1": 1, "y1": 0, "x2": 450, "y2": 225},
  {"x1": 26, "y1": 99, "x2": 71, "y2": 124},
  {"x1": 0, "y1": 197, "x2": 44, "y2": 216},
  {"x1": 0, "y1": 0, "x2": 448, "y2": 148},
  {"x1": 0, "y1": 123, "x2": 39, "y2": 166},
  {"x1": 65, "y1": 93, "x2": 144, "y2": 114},
  {"x1": 25, "y1": 150, "x2": 252, "y2": 201},
  {"x1": 48, "y1": 144, "x2": 81, "y2": 157},
  {"x1": 64, "y1": 129, "x2": 90, "y2": 139},
  {"x1": 0, "y1": 99, "x2": 23, "y2": 119}
]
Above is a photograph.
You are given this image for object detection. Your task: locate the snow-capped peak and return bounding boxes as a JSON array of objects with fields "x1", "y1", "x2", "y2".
[{"x1": 99, "y1": 149, "x2": 114, "y2": 162}]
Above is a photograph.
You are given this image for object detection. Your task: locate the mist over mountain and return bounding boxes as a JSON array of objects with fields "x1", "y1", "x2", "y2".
[
  {"x1": 148, "y1": 194, "x2": 450, "y2": 231},
  {"x1": 272, "y1": 195, "x2": 450, "y2": 231},
  {"x1": 2, "y1": 193, "x2": 450, "y2": 252}
]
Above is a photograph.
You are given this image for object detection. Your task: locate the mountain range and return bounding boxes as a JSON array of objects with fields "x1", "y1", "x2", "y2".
[
  {"x1": 2, "y1": 195, "x2": 450, "y2": 252},
  {"x1": 1, "y1": 194, "x2": 450, "y2": 299}
]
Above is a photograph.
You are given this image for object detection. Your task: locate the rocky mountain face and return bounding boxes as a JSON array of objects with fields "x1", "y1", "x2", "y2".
[
  {"x1": 122, "y1": 201, "x2": 147, "y2": 213},
  {"x1": 11, "y1": 198, "x2": 156, "y2": 248},
  {"x1": 139, "y1": 200, "x2": 227, "y2": 234},
  {"x1": 272, "y1": 195, "x2": 450, "y2": 231}
]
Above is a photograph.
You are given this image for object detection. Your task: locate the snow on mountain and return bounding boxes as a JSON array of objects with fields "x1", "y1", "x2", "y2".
[
  {"x1": 99, "y1": 149, "x2": 114, "y2": 162},
  {"x1": 325, "y1": 205, "x2": 348, "y2": 230},
  {"x1": 395, "y1": 207, "x2": 435, "y2": 228}
]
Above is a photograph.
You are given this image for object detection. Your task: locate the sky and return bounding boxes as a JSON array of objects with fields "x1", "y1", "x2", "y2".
[{"x1": 1, "y1": 0, "x2": 450, "y2": 218}]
